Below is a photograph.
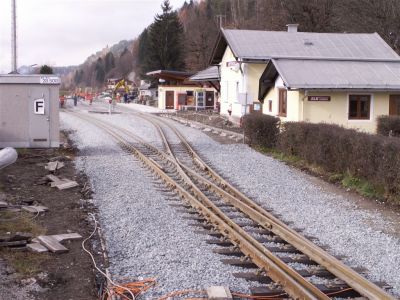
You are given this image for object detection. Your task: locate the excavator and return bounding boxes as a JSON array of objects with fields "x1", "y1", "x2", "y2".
[{"x1": 113, "y1": 79, "x2": 129, "y2": 98}]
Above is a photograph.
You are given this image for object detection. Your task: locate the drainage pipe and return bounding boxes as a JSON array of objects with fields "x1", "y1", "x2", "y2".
[{"x1": 0, "y1": 147, "x2": 18, "y2": 170}]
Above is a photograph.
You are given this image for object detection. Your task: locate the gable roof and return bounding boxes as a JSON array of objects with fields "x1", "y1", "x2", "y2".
[
  {"x1": 189, "y1": 66, "x2": 220, "y2": 81},
  {"x1": 211, "y1": 29, "x2": 399, "y2": 64},
  {"x1": 273, "y1": 58, "x2": 400, "y2": 90},
  {"x1": 146, "y1": 70, "x2": 194, "y2": 81}
]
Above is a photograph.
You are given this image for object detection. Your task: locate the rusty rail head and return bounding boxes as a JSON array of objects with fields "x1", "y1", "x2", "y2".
[
  {"x1": 69, "y1": 112, "x2": 395, "y2": 300},
  {"x1": 152, "y1": 115, "x2": 395, "y2": 300}
]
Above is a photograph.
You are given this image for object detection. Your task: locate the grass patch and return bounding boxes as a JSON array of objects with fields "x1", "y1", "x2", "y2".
[
  {"x1": 328, "y1": 173, "x2": 344, "y2": 183},
  {"x1": 15, "y1": 148, "x2": 30, "y2": 157},
  {"x1": 0, "y1": 211, "x2": 46, "y2": 236},
  {"x1": 341, "y1": 173, "x2": 385, "y2": 199},
  {"x1": 0, "y1": 212, "x2": 47, "y2": 277},
  {"x1": 1, "y1": 249, "x2": 49, "y2": 276}
]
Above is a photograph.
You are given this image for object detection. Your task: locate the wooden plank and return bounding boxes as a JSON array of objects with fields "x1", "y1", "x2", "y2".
[
  {"x1": 46, "y1": 174, "x2": 62, "y2": 183},
  {"x1": 45, "y1": 161, "x2": 58, "y2": 171},
  {"x1": 22, "y1": 206, "x2": 48, "y2": 213},
  {"x1": 37, "y1": 235, "x2": 68, "y2": 253},
  {"x1": 51, "y1": 233, "x2": 82, "y2": 242},
  {"x1": 50, "y1": 179, "x2": 69, "y2": 188},
  {"x1": 233, "y1": 272, "x2": 272, "y2": 284},
  {"x1": 45, "y1": 161, "x2": 65, "y2": 171},
  {"x1": 250, "y1": 287, "x2": 286, "y2": 297},
  {"x1": 206, "y1": 286, "x2": 232, "y2": 300},
  {"x1": 56, "y1": 180, "x2": 79, "y2": 190},
  {"x1": 0, "y1": 240, "x2": 27, "y2": 247},
  {"x1": 213, "y1": 248, "x2": 243, "y2": 257},
  {"x1": 27, "y1": 243, "x2": 48, "y2": 253},
  {"x1": 206, "y1": 239, "x2": 233, "y2": 247},
  {"x1": 221, "y1": 259, "x2": 258, "y2": 269}
]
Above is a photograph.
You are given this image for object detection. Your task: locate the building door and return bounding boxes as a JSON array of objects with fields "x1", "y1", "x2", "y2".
[
  {"x1": 389, "y1": 95, "x2": 400, "y2": 116},
  {"x1": 165, "y1": 91, "x2": 174, "y2": 109},
  {"x1": 205, "y1": 91, "x2": 214, "y2": 108},
  {"x1": 29, "y1": 87, "x2": 50, "y2": 147}
]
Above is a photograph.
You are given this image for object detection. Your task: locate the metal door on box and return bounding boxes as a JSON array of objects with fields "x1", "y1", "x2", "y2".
[{"x1": 29, "y1": 87, "x2": 50, "y2": 147}]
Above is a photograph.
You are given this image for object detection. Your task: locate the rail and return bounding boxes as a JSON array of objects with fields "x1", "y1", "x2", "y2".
[{"x1": 67, "y1": 111, "x2": 395, "y2": 300}]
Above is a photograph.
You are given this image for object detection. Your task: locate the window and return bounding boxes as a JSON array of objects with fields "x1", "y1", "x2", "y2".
[
  {"x1": 197, "y1": 91, "x2": 205, "y2": 107},
  {"x1": 349, "y1": 95, "x2": 371, "y2": 120},
  {"x1": 268, "y1": 100, "x2": 272, "y2": 112},
  {"x1": 278, "y1": 89, "x2": 287, "y2": 117}
]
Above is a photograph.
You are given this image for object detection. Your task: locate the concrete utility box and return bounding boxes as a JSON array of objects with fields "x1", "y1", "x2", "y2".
[{"x1": 0, "y1": 75, "x2": 60, "y2": 148}]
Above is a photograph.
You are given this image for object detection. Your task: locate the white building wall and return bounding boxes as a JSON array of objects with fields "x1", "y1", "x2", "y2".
[{"x1": 219, "y1": 46, "x2": 266, "y2": 120}]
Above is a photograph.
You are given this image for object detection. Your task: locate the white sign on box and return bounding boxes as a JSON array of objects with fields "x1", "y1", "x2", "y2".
[
  {"x1": 34, "y1": 99, "x2": 45, "y2": 115},
  {"x1": 39, "y1": 76, "x2": 60, "y2": 85}
]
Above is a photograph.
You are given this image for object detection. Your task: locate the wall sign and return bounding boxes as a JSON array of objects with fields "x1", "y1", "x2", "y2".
[
  {"x1": 39, "y1": 76, "x2": 60, "y2": 85},
  {"x1": 226, "y1": 61, "x2": 238, "y2": 67},
  {"x1": 308, "y1": 96, "x2": 331, "y2": 101},
  {"x1": 34, "y1": 99, "x2": 45, "y2": 115}
]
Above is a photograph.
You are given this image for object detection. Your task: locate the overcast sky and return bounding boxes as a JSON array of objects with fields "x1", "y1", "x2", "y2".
[{"x1": 0, "y1": 0, "x2": 186, "y2": 73}]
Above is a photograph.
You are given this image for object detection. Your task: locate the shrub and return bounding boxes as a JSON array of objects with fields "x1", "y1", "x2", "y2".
[
  {"x1": 377, "y1": 115, "x2": 400, "y2": 137},
  {"x1": 242, "y1": 114, "x2": 280, "y2": 148},
  {"x1": 277, "y1": 122, "x2": 400, "y2": 199}
]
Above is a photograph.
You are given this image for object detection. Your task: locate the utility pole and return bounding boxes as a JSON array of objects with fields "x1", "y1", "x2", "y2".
[
  {"x1": 215, "y1": 15, "x2": 225, "y2": 29},
  {"x1": 11, "y1": 0, "x2": 17, "y2": 73}
]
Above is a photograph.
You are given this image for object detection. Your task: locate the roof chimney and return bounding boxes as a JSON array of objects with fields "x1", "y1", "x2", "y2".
[{"x1": 286, "y1": 24, "x2": 299, "y2": 33}]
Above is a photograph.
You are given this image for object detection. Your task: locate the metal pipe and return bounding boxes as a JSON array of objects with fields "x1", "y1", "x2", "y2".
[{"x1": 0, "y1": 147, "x2": 18, "y2": 170}]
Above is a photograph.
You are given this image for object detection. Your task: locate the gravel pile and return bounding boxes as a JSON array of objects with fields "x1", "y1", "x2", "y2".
[
  {"x1": 60, "y1": 112, "x2": 252, "y2": 298},
  {"x1": 160, "y1": 117, "x2": 400, "y2": 297}
]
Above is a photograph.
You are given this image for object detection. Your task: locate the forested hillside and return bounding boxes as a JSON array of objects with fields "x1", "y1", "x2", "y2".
[{"x1": 64, "y1": 0, "x2": 400, "y2": 89}]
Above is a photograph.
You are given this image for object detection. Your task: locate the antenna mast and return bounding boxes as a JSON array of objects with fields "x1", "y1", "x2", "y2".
[{"x1": 11, "y1": 0, "x2": 17, "y2": 73}]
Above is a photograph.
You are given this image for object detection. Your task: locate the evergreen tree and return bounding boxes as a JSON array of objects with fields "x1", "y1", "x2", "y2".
[
  {"x1": 145, "y1": 0, "x2": 186, "y2": 72},
  {"x1": 137, "y1": 28, "x2": 150, "y2": 77},
  {"x1": 39, "y1": 65, "x2": 53, "y2": 74},
  {"x1": 94, "y1": 58, "x2": 105, "y2": 84},
  {"x1": 104, "y1": 52, "x2": 115, "y2": 73}
]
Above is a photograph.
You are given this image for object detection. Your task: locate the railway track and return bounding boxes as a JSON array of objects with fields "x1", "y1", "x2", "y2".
[{"x1": 67, "y1": 110, "x2": 395, "y2": 300}]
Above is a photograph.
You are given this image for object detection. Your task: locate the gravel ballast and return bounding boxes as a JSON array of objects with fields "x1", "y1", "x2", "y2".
[
  {"x1": 158, "y1": 116, "x2": 400, "y2": 297},
  {"x1": 62, "y1": 102, "x2": 400, "y2": 296},
  {"x1": 60, "y1": 111, "x2": 252, "y2": 297}
]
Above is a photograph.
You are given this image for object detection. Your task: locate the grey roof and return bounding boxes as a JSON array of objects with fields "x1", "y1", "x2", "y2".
[
  {"x1": 222, "y1": 29, "x2": 399, "y2": 61},
  {"x1": 273, "y1": 58, "x2": 400, "y2": 89},
  {"x1": 189, "y1": 66, "x2": 220, "y2": 81}
]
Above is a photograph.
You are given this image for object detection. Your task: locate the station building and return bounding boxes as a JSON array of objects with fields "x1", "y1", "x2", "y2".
[
  {"x1": 147, "y1": 70, "x2": 218, "y2": 111},
  {"x1": 210, "y1": 25, "x2": 400, "y2": 132}
]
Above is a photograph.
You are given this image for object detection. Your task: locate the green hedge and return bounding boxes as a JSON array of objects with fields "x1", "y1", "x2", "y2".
[
  {"x1": 277, "y1": 122, "x2": 400, "y2": 197},
  {"x1": 377, "y1": 115, "x2": 400, "y2": 137},
  {"x1": 242, "y1": 114, "x2": 280, "y2": 148}
]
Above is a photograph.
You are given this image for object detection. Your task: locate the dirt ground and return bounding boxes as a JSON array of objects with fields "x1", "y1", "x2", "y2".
[{"x1": 0, "y1": 133, "x2": 104, "y2": 300}]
